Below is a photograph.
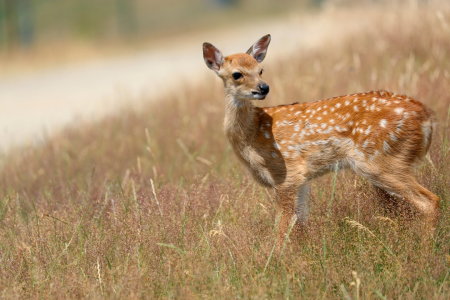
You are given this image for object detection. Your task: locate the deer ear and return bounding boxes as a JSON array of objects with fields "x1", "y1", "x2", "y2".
[
  {"x1": 203, "y1": 42, "x2": 224, "y2": 71},
  {"x1": 246, "y1": 34, "x2": 271, "y2": 63}
]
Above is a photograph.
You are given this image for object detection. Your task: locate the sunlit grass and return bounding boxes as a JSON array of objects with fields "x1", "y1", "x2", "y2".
[{"x1": 0, "y1": 3, "x2": 449, "y2": 299}]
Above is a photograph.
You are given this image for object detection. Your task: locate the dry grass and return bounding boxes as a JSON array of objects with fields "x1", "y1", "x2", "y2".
[{"x1": 0, "y1": 3, "x2": 449, "y2": 299}]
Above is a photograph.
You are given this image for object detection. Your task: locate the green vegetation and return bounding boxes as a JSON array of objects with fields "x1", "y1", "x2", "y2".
[
  {"x1": 0, "y1": 0, "x2": 306, "y2": 49},
  {"x1": 0, "y1": 3, "x2": 449, "y2": 299}
]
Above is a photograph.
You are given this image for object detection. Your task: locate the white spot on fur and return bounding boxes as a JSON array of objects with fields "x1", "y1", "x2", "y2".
[
  {"x1": 389, "y1": 132, "x2": 398, "y2": 142},
  {"x1": 379, "y1": 119, "x2": 387, "y2": 128},
  {"x1": 345, "y1": 100, "x2": 350, "y2": 106},
  {"x1": 394, "y1": 107, "x2": 404, "y2": 115},
  {"x1": 322, "y1": 127, "x2": 333, "y2": 134},
  {"x1": 273, "y1": 142, "x2": 280, "y2": 150},
  {"x1": 353, "y1": 105, "x2": 359, "y2": 112},
  {"x1": 264, "y1": 132, "x2": 270, "y2": 139},
  {"x1": 371, "y1": 150, "x2": 380, "y2": 160}
]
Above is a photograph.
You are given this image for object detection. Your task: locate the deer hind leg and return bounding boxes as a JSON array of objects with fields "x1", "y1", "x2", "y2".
[
  {"x1": 406, "y1": 178, "x2": 440, "y2": 226},
  {"x1": 373, "y1": 186, "x2": 405, "y2": 217},
  {"x1": 379, "y1": 175, "x2": 439, "y2": 230},
  {"x1": 355, "y1": 161, "x2": 439, "y2": 227}
]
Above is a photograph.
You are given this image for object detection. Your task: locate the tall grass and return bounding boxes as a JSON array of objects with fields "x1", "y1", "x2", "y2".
[{"x1": 0, "y1": 3, "x2": 449, "y2": 299}]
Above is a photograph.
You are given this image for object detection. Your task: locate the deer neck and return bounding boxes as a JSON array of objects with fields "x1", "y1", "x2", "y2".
[{"x1": 223, "y1": 95, "x2": 258, "y2": 146}]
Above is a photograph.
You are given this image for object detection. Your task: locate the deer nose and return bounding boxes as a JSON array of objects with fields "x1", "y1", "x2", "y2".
[{"x1": 259, "y1": 83, "x2": 270, "y2": 95}]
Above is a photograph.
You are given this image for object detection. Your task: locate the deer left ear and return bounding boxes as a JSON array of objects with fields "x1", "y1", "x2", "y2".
[
  {"x1": 246, "y1": 34, "x2": 271, "y2": 63},
  {"x1": 203, "y1": 42, "x2": 224, "y2": 72}
]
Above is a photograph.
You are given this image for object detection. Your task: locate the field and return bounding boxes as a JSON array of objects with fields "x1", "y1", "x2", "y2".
[{"x1": 0, "y1": 3, "x2": 449, "y2": 299}]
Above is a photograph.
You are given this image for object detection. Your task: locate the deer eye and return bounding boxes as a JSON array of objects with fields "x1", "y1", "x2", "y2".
[
  {"x1": 232, "y1": 72, "x2": 243, "y2": 80},
  {"x1": 259, "y1": 69, "x2": 263, "y2": 75}
]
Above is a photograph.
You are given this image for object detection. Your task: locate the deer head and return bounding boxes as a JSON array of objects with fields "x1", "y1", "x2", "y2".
[{"x1": 203, "y1": 34, "x2": 271, "y2": 101}]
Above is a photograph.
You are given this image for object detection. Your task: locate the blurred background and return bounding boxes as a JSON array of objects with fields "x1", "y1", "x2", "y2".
[
  {"x1": 0, "y1": 0, "x2": 439, "y2": 151},
  {"x1": 0, "y1": 0, "x2": 324, "y2": 150},
  {"x1": 0, "y1": 0, "x2": 313, "y2": 59}
]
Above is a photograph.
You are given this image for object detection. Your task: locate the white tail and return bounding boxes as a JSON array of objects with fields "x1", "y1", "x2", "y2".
[{"x1": 203, "y1": 35, "x2": 439, "y2": 245}]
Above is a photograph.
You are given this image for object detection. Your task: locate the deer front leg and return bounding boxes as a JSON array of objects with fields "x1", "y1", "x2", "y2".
[
  {"x1": 275, "y1": 188, "x2": 297, "y2": 248},
  {"x1": 295, "y1": 183, "x2": 310, "y2": 224}
]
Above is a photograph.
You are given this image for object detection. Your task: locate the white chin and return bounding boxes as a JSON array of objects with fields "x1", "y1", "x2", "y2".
[{"x1": 251, "y1": 94, "x2": 266, "y2": 100}]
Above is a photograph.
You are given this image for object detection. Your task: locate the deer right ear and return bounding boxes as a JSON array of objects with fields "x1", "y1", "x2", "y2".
[
  {"x1": 203, "y1": 42, "x2": 224, "y2": 72},
  {"x1": 246, "y1": 34, "x2": 271, "y2": 63}
]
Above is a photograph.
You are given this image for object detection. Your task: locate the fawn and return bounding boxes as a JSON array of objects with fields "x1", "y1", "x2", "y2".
[{"x1": 202, "y1": 34, "x2": 439, "y2": 245}]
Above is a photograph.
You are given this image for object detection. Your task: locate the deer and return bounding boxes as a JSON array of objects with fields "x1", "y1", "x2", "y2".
[{"x1": 202, "y1": 34, "x2": 440, "y2": 246}]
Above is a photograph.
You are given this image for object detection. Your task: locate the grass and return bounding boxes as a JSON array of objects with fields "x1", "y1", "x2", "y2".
[{"x1": 0, "y1": 2, "x2": 449, "y2": 299}]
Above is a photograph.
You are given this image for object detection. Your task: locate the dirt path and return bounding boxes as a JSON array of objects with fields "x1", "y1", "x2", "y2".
[{"x1": 0, "y1": 9, "x2": 367, "y2": 151}]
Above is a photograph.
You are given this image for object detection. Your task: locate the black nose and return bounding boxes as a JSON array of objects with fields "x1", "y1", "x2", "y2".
[{"x1": 259, "y1": 83, "x2": 270, "y2": 95}]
